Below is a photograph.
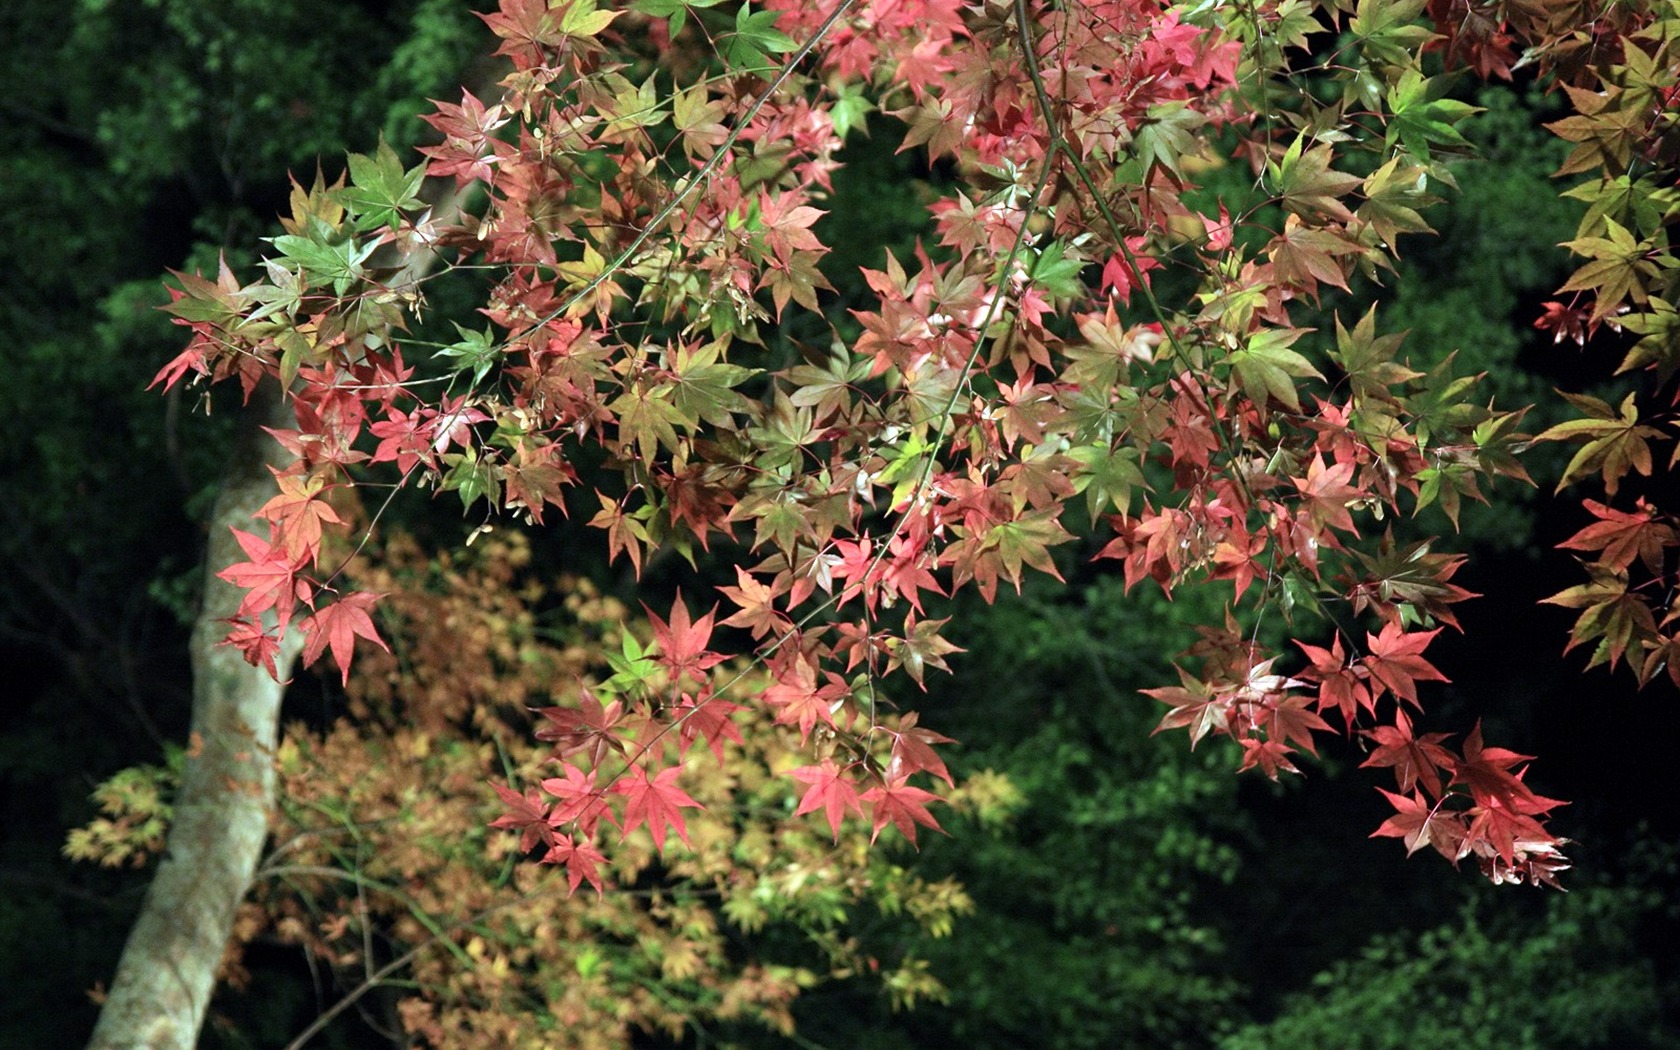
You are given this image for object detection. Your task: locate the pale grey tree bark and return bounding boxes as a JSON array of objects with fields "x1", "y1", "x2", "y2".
[
  {"x1": 86, "y1": 383, "x2": 302, "y2": 1050},
  {"x1": 86, "y1": 181, "x2": 467, "y2": 1050}
]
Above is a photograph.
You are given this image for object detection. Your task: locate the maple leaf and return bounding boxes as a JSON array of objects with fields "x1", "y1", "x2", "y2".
[
  {"x1": 788, "y1": 760, "x2": 864, "y2": 840},
  {"x1": 1463, "y1": 794, "x2": 1561, "y2": 868},
  {"x1": 763, "y1": 658, "x2": 849, "y2": 743},
  {"x1": 1229, "y1": 326, "x2": 1322, "y2": 414},
  {"x1": 1371, "y1": 788, "x2": 1466, "y2": 860},
  {"x1": 1145, "y1": 667, "x2": 1232, "y2": 748},
  {"x1": 613, "y1": 765, "x2": 703, "y2": 853},
  {"x1": 1558, "y1": 217, "x2": 1660, "y2": 324},
  {"x1": 673, "y1": 688, "x2": 745, "y2": 764},
  {"x1": 1292, "y1": 454, "x2": 1362, "y2": 535},
  {"x1": 1268, "y1": 217, "x2": 1361, "y2": 300},
  {"x1": 887, "y1": 712, "x2": 956, "y2": 785},
  {"x1": 1361, "y1": 622, "x2": 1448, "y2": 707},
  {"x1": 646, "y1": 594, "x2": 727, "y2": 685},
  {"x1": 217, "y1": 528, "x2": 303, "y2": 627},
  {"x1": 861, "y1": 777, "x2": 943, "y2": 845},
  {"x1": 1360, "y1": 712, "x2": 1456, "y2": 797},
  {"x1": 256, "y1": 471, "x2": 343, "y2": 563},
  {"x1": 489, "y1": 781, "x2": 555, "y2": 855},
  {"x1": 1295, "y1": 635, "x2": 1373, "y2": 729},
  {"x1": 1450, "y1": 721, "x2": 1558, "y2": 815},
  {"x1": 969, "y1": 508, "x2": 1074, "y2": 600},
  {"x1": 589, "y1": 493, "x2": 650, "y2": 577},
  {"x1": 1237, "y1": 736, "x2": 1300, "y2": 779},
  {"x1": 1535, "y1": 390, "x2": 1661, "y2": 496},
  {"x1": 300, "y1": 592, "x2": 390, "y2": 687},
  {"x1": 887, "y1": 615, "x2": 963, "y2": 689},
  {"x1": 1542, "y1": 561, "x2": 1658, "y2": 670},
  {"x1": 1357, "y1": 157, "x2": 1439, "y2": 250},
  {"x1": 1556, "y1": 497, "x2": 1676, "y2": 574},
  {"x1": 539, "y1": 762, "x2": 616, "y2": 839},
  {"x1": 541, "y1": 834, "x2": 608, "y2": 896},
  {"x1": 717, "y1": 566, "x2": 789, "y2": 640},
  {"x1": 1342, "y1": 535, "x2": 1476, "y2": 630},
  {"x1": 1262, "y1": 693, "x2": 1333, "y2": 757},
  {"x1": 1270, "y1": 138, "x2": 1362, "y2": 226},
  {"x1": 221, "y1": 617, "x2": 285, "y2": 680},
  {"x1": 533, "y1": 690, "x2": 625, "y2": 767}
]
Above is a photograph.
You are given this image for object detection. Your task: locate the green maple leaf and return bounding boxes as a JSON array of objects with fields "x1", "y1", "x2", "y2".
[
  {"x1": 724, "y1": 3, "x2": 795, "y2": 73},
  {"x1": 1270, "y1": 137, "x2": 1362, "y2": 226},
  {"x1": 1132, "y1": 100, "x2": 1207, "y2": 180},
  {"x1": 1402, "y1": 353, "x2": 1486, "y2": 447},
  {"x1": 1027, "y1": 240, "x2": 1086, "y2": 298},
  {"x1": 632, "y1": 0, "x2": 723, "y2": 36},
  {"x1": 1542, "y1": 562, "x2": 1656, "y2": 671},
  {"x1": 1535, "y1": 390, "x2": 1663, "y2": 495},
  {"x1": 1559, "y1": 217, "x2": 1669, "y2": 322},
  {"x1": 436, "y1": 324, "x2": 500, "y2": 387},
  {"x1": 670, "y1": 341, "x2": 758, "y2": 428},
  {"x1": 337, "y1": 136, "x2": 427, "y2": 233},
  {"x1": 611, "y1": 382, "x2": 687, "y2": 460},
  {"x1": 269, "y1": 231, "x2": 377, "y2": 296},
  {"x1": 829, "y1": 82, "x2": 874, "y2": 140},
  {"x1": 558, "y1": 0, "x2": 619, "y2": 37},
  {"x1": 1068, "y1": 442, "x2": 1145, "y2": 523},
  {"x1": 984, "y1": 508, "x2": 1073, "y2": 591},
  {"x1": 442, "y1": 448, "x2": 501, "y2": 511},
  {"x1": 1332, "y1": 305, "x2": 1419, "y2": 399},
  {"x1": 1229, "y1": 327, "x2": 1321, "y2": 412},
  {"x1": 1358, "y1": 156, "x2": 1440, "y2": 250},
  {"x1": 1349, "y1": 0, "x2": 1432, "y2": 68},
  {"x1": 1385, "y1": 68, "x2": 1481, "y2": 160}
]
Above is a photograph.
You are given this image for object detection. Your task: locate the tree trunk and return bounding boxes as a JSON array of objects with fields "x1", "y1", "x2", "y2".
[
  {"x1": 86, "y1": 382, "x2": 301, "y2": 1050},
  {"x1": 86, "y1": 169, "x2": 470, "y2": 1049}
]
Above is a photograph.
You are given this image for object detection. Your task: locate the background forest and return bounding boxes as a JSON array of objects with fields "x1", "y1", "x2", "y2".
[{"x1": 4, "y1": 0, "x2": 1680, "y2": 1046}]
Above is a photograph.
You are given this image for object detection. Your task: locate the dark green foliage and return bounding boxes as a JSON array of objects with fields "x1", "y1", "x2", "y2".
[{"x1": 1221, "y1": 860, "x2": 1679, "y2": 1050}]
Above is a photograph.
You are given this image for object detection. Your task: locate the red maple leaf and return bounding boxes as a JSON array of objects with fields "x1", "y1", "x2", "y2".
[
  {"x1": 221, "y1": 617, "x2": 285, "y2": 679},
  {"x1": 1263, "y1": 692, "x2": 1333, "y2": 756},
  {"x1": 887, "y1": 712, "x2": 955, "y2": 785},
  {"x1": 763, "y1": 658, "x2": 849, "y2": 743},
  {"x1": 717, "y1": 566, "x2": 790, "y2": 640},
  {"x1": 256, "y1": 471, "x2": 342, "y2": 563},
  {"x1": 489, "y1": 781, "x2": 554, "y2": 855},
  {"x1": 1237, "y1": 736, "x2": 1300, "y2": 779},
  {"x1": 300, "y1": 591, "x2": 390, "y2": 686},
  {"x1": 1362, "y1": 622, "x2": 1448, "y2": 706},
  {"x1": 1463, "y1": 797, "x2": 1554, "y2": 867},
  {"x1": 1296, "y1": 634, "x2": 1373, "y2": 729},
  {"x1": 673, "y1": 688, "x2": 746, "y2": 764},
  {"x1": 533, "y1": 689, "x2": 625, "y2": 767},
  {"x1": 1557, "y1": 497, "x2": 1676, "y2": 574},
  {"x1": 613, "y1": 765, "x2": 702, "y2": 853},
  {"x1": 541, "y1": 834, "x2": 608, "y2": 896},
  {"x1": 1371, "y1": 788, "x2": 1467, "y2": 860},
  {"x1": 1292, "y1": 453, "x2": 1361, "y2": 535},
  {"x1": 788, "y1": 760, "x2": 864, "y2": 840},
  {"x1": 1145, "y1": 667, "x2": 1233, "y2": 748},
  {"x1": 217, "y1": 528, "x2": 303, "y2": 627},
  {"x1": 1360, "y1": 713, "x2": 1456, "y2": 798},
  {"x1": 861, "y1": 777, "x2": 943, "y2": 845},
  {"x1": 646, "y1": 594, "x2": 726, "y2": 685},
  {"x1": 1450, "y1": 721, "x2": 1561, "y2": 816},
  {"x1": 539, "y1": 762, "x2": 615, "y2": 839}
]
